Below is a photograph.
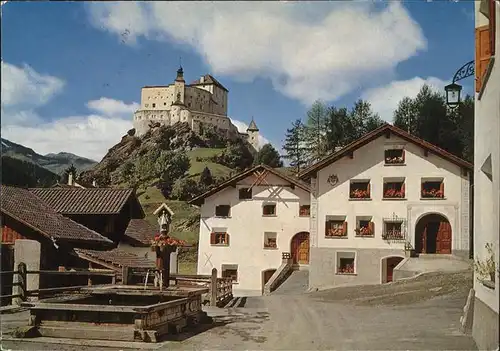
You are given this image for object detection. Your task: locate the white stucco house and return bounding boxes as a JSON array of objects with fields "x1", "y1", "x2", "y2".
[
  {"x1": 471, "y1": 0, "x2": 499, "y2": 349},
  {"x1": 298, "y1": 124, "x2": 473, "y2": 290},
  {"x1": 189, "y1": 165, "x2": 311, "y2": 296}
]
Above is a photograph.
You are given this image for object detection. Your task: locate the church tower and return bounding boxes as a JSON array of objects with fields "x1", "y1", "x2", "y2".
[
  {"x1": 174, "y1": 66, "x2": 185, "y2": 105},
  {"x1": 246, "y1": 117, "x2": 260, "y2": 151}
]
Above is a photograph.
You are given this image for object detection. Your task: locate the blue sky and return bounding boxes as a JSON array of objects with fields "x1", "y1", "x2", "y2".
[{"x1": 1, "y1": 1, "x2": 475, "y2": 160}]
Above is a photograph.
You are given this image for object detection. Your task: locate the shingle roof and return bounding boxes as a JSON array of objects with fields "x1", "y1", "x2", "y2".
[
  {"x1": 298, "y1": 123, "x2": 474, "y2": 178},
  {"x1": 1, "y1": 185, "x2": 112, "y2": 245},
  {"x1": 189, "y1": 164, "x2": 311, "y2": 206},
  {"x1": 28, "y1": 188, "x2": 135, "y2": 215},
  {"x1": 75, "y1": 248, "x2": 155, "y2": 269},
  {"x1": 124, "y1": 219, "x2": 158, "y2": 246}
]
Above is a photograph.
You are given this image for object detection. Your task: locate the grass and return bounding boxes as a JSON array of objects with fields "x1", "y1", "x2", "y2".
[
  {"x1": 187, "y1": 148, "x2": 232, "y2": 178},
  {"x1": 138, "y1": 186, "x2": 200, "y2": 245},
  {"x1": 178, "y1": 260, "x2": 197, "y2": 275}
]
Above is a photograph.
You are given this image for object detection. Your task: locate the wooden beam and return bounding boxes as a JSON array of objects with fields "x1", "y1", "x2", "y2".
[{"x1": 385, "y1": 130, "x2": 391, "y2": 139}]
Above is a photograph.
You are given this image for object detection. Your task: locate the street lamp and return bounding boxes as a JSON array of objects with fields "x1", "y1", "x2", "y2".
[
  {"x1": 444, "y1": 82, "x2": 462, "y2": 108},
  {"x1": 445, "y1": 60, "x2": 474, "y2": 108}
]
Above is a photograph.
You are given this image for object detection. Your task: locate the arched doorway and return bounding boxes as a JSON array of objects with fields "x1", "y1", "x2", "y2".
[
  {"x1": 291, "y1": 232, "x2": 310, "y2": 264},
  {"x1": 381, "y1": 256, "x2": 404, "y2": 283},
  {"x1": 415, "y1": 214, "x2": 452, "y2": 254}
]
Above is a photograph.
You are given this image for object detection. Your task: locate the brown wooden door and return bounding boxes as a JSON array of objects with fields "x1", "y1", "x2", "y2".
[
  {"x1": 420, "y1": 227, "x2": 427, "y2": 254},
  {"x1": 386, "y1": 257, "x2": 403, "y2": 283},
  {"x1": 263, "y1": 270, "x2": 275, "y2": 285},
  {"x1": 291, "y1": 232, "x2": 310, "y2": 264},
  {"x1": 436, "y1": 221, "x2": 452, "y2": 254}
]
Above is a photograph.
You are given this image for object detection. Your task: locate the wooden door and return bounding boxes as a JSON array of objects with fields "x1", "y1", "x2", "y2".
[
  {"x1": 420, "y1": 227, "x2": 428, "y2": 254},
  {"x1": 386, "y1": 257, "x2": 403, "y2": 283},
  {"x1": 436, "y1": 221, "x2": 452, "y2": 254},
  {"x1": 291, "y1": 232, "x2": 310, "y2": 264}
]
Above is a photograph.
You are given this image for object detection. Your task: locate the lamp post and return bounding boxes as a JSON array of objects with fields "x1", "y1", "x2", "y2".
[{"x1": 445, "y1": 60, "x2": 474, "y2": 108}]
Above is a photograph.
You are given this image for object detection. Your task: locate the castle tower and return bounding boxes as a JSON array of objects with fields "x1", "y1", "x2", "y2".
[
  {"x1": 174, "y1": 66, "x2": 185, "y2": 104},
  {"x1": 246, "y1": 117, "x2": 260, "y2": 151}
]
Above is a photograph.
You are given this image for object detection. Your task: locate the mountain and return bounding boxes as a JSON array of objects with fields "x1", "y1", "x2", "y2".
[
  {"x1": 79, "y1": 122, "x2": 255, "y2": 196},
  {"x1": 1, "y1": 138, "x2": 97, "y2": 175},
  {"x1": 1, "y1": 156, "x2": 60, "y2": 187}
]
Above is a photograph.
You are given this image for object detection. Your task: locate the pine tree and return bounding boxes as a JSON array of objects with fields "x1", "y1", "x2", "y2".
[
  {"x1": 282, "y1": 119, "x2": 308, "y2": 173},
  {"x1": 200, "y1": 166, "x2": 214, "y2": 186},
  {"x1": 253, "y1": 144, "x2": 283, "y2": 168},
  {"x1": 303, "y1": 100, "x2": 328, "y2": 163}
]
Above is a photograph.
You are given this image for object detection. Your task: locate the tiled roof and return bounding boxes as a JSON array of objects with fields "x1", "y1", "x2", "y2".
[
  {"x1": 299, "y1": 123, "x2": 474, "y2": 178},
  {"x1": 28, "y1": 188, "x2": 135, "y2": 215},
  {"x1": 75, "y1": 248, "x2": 155, "y2": 269},
  {"x1": 124, "y1": 219, "x2": 158, "y2": 246},
  {"x1": 0, "y1": 185, "x2": 112, "y2": 245},
  {"x1": 190, "y1": 74, "x2": 229, "y2": 92},
  {"x1": 189, "y1": 164, "x2": 311, "y2": 206}
]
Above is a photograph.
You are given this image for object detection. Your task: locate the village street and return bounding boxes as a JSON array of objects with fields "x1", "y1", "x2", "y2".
[{"x1": 1, "y1": 271, "x2": 477, "y2": 351}]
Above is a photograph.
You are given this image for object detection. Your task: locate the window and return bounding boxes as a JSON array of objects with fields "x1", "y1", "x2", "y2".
[
  {"x1": 355, "y1": 216, "x2": 374, "y2": 237},
  {"x1": 337, "y1": 252, "x2": 356, "y2": 275},
  {"x1": 325, "y1": 216, "x2": 347, "y2": 238},
  {"x1": 383, "y1": 178, "x2": 405, "y2": 199},
  {"x1": 384, "y1": 149, "x2": 405, "y2": 165},
  {"x1": 215, "y1": 205, "x2": 231, "y2": 217},
  {"x1": 383, "y1": 221, "x2": 404, "y2": 240},
  {"x1": 476, "y1": 0, "x2": 496, "y2": 92},
  {"x1": 210, "y1": 230, "x2": 229, "y2": 246},
  {"x1": 421, "y1": 178, "x2": 444, "y2": 199},
  {"x1": 164, "y1": 102, "x2": 167, "y2": 106},
  {"x1": 299, "y1": 205, "x2": 311, "y2": 217},
  {"x1": 222, "y1": 264, "x2": 238, "y2": 283},
  {"x1": 152, "y1": 103, "x2": 156, "y2": 108},
  {"x1": 264, "y1": 232, "x2": 277, "y2": 249},
  {"x1": 349, "y1": 180, "x2": 371, "y2": 199},
  {"x1": 262, "y1": 204, "x2": 276, "y2": 216},
  {"x1": 238, "y1": 188, "x2": 252, "y2": 200}
]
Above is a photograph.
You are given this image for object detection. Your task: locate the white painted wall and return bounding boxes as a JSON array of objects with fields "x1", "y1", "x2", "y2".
[
  {"x1": 197, "y1": 172, "x2": 310, "y2": 295},
  {"x1": 473, "y1": 1, "x2": 500, "y2": 314},
  {"x1": 312, "y1": 134, "x2": 470, "y2": 253}
]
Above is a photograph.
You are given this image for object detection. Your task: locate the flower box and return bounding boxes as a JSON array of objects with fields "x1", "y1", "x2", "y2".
[
  {"x1": 350, "y1": 189, "x2": 370, "y2": 199},
  {"x1": 421, "y1": 189, "x2": 444, "y2": 198},
  {"x1": 355, "y1": 226, "x2": 373, "y2": 236},
  {"x1": 337, "y1": 265, "x2": 355, "y2": 274},
  {"x1": 384, "y1": 188, "x2": 405, "y2": 198},
  {"x1": 382, "y1": 230, "x2": 404, "y2": 240},
  {"x1": 151, "y1": 234, "x2": 186, "y2": 250}
]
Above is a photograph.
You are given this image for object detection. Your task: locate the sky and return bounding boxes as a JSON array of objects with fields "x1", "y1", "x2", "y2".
[{"x1": 1, "y1": 1, "x2": 475, "y2": 161}]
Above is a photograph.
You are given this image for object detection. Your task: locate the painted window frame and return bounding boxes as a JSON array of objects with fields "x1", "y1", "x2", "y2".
[{"x1": 336, "y1": 251, "x2": 357, "y2": 275}]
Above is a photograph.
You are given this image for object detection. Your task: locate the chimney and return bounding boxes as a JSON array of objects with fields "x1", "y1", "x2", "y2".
[
  {"x1": 68, "y1": 172, "x2": 74, "y2": 186},
  {"x1": 200, "y1": 76, "x2": 205, "y2": 83}
]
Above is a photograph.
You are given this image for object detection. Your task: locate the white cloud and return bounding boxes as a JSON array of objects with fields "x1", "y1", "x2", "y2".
[
  {"x1": 230, "y1": 118, "x2": 270, "y2": 149},
  {"x1": 86, "y1": 1, "x2": 427, "y2": 105},
  {"x1": 361, "y1": 76, "x2": 448, "y2": 122},
  {"x1": 87, "y1": 97, "x2": 139, "y2": 117},
  {"x1": 1, "y1": 62, "x2": 134, "y2": 160},
  {"x1": 1, "y1": 62, "x2": 65, "y2": 126}
]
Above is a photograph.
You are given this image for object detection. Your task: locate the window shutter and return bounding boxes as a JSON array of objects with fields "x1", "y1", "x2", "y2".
[
  {"x1": 402, "y1": 183, "x2": 406, "y2": 196},
  {"x1": 490, "y1": 0, "x2": 496, "y2": 55},
  {"x1": 210, "y1": 232, "x2": 215, "y2": 245},
  {"x1": 225, "y1": 233, "x2": 230, "y2": 246},
  {"x1": 402, "y1": 149, "x2": 405, "y2": 162},
  {"x1": 367, "y1": 183, "x2": 371, "y2": 197},
  {"x1": 369, "y1": 221, "x2": 374, "y2": 235},
  {"x1": 475, "y1": 25, "x2": 491, "y2": 92},
  {"x1": 440, "y1": 182, "x2": 444, "y2": 194},
  {"x1": 343, "y1": 221, "x2": 348, "y2": 235},
  {"x1": 325, "y1": 221, "x2": 329, "y2": 236}
]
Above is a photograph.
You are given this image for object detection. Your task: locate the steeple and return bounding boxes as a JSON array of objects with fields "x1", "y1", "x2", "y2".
[
  {"x1": 175, "y1": 66, "x2": 185, "y2": 82},
  {"x1": 247, "y1": 117, "x2": 259, "y2": 132}
]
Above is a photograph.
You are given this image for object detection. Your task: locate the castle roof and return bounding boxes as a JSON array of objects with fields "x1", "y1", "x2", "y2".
[
  {"x1": 247, "y1": 118, "x2": 259, "y2": 132},
  {"x1": 190, "y1": 74, "x2": 228, "y2": 92}
]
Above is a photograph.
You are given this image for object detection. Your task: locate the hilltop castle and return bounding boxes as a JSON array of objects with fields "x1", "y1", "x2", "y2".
[{"x1": 133, "y1": 67, "x2": 260, "y2": 151}]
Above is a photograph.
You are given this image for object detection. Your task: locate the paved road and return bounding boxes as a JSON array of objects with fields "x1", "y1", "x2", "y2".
[{"x1": 1, "y1": 271, "x2": 477, "y2": 350}]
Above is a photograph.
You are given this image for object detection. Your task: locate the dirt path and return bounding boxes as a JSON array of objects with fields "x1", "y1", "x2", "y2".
[{"x1": 1, "y1": 271, "x2": 477, "y2": 350}]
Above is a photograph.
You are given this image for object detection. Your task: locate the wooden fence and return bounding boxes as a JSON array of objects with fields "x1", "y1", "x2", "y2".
[{"x1": 1, "y1": 263, "x2": 233, "y2": 307}]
